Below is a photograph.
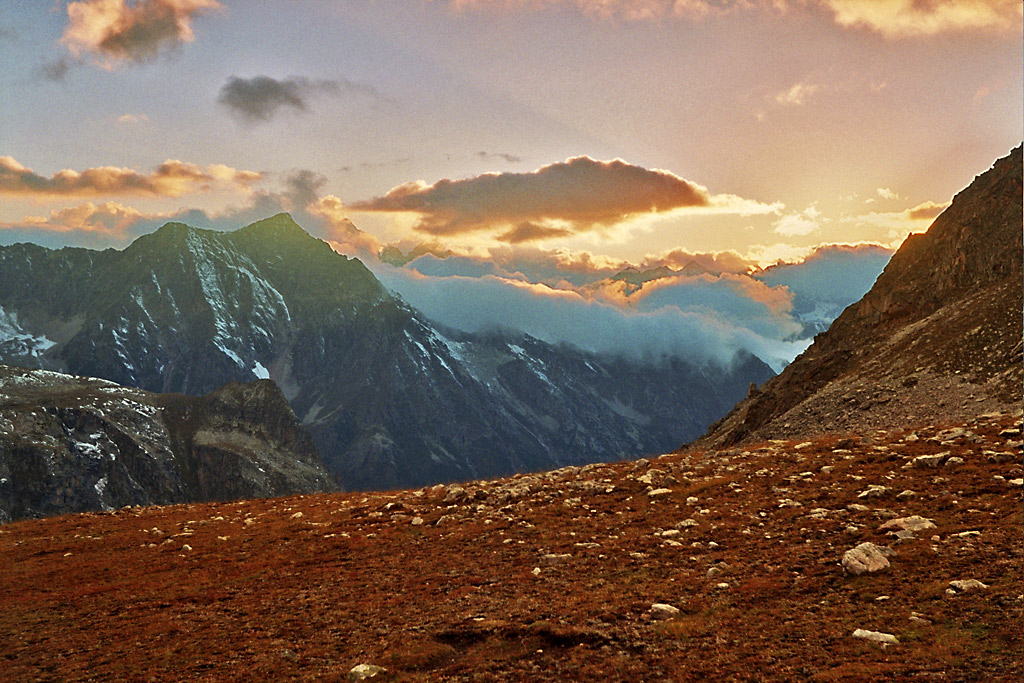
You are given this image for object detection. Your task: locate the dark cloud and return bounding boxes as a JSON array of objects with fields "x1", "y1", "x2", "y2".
[
  {"x1": 61, "y1": 0, "x2": 221, "y2": 67},
  {"x1": 217, "y1": 75, "x2": 382, "y2": 124},
  {"x1": 350, "y1": 156, "x2": 711, "y2": 238},
  {"x1": 37, "y1": 58, "x2": 73, "y2": 82},
  {"x1": 477, "y1": 151, "x2": 522, "y2": 164},
  {"x1": 497, "y1": 222, "x2": 573, "y2": 244}
]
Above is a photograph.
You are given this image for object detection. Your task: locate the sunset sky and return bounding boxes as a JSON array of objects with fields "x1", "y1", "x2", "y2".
[{"x1": 1, "y1": 0, "x2": 1020, "y2": 268}]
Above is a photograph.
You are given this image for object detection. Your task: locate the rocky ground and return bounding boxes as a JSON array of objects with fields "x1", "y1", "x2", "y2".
[{"x1": 1, "y1": 411, "x2": 1021, "y2": 681}]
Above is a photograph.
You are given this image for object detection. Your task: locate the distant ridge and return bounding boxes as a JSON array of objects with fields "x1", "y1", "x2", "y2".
[{"x1": 698, "y1": 145, "x2": 1023, "y2": 448}]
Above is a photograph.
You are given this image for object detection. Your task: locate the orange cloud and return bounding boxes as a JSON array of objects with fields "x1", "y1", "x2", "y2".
[
  {"x1": 497, "y1": 222, "x2": 574, "y2": 244},
  {"x1": 62, "y1": 0, "x2": 221, "y2": 67},
  {"x1": 906, "y1": 200, "x2": 949, "y2": 220},
  {"x1": 349, "y1": 156, "x2": 712, "y2": 241},
  {"x1": 0, "y1": 156, "x2": 261, "y2": 198},
  {"x1": 4, "y1": 201, "x2": 151, "y2": 236},
  {"x1": 821, "y1": 0, "x2": 1022, "y2": 38},
  {"x1": 446, "y1": 1, "x2": 1021, "y2": 36}
]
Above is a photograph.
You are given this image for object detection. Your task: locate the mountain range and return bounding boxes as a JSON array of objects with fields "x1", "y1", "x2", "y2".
[{"x1": 0, "y1": 215, "x2": 773, "y2": 494}]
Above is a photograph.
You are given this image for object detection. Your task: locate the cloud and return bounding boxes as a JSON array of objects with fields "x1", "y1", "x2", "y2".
[
  {"x1": 876, "y1": 187, "x2": 899, "y2": 200},
  {"x1": 756, "y1": 243, "x2": 894, "y2": 306},
  {"x1": 61, "y1": 0, "x2": 221, "y2": 67},
  {"x1": 370, "y1": 260, "x2": 808, "y2": 371},
  {"x1": 821, "y1": 0, "x2": 1022, "y2": 38},
  {"x1": 446, "y1": 1, "x2": 1022, "y2": 36},
  {"x1": 906, "y1": 200, "x2": 948, "y2": 220},
  {"x1": 497, "y1": 222, "x2": 574, "y2": 244},
  {"x1": 773, "y1": 205, "x2": 823, "y2": 236},
  {"x1": 477, "y1": 151, "x2": 522, "y2": 164},
  {"x1": 218, "y1": 74, "x2": 383, "y2": 124},
  {"x1": 38, "y1": 58, "x2": 74, "y2": 81},
  {"x1": 349, "y1": 156, "x2": 719, "y2": 241},
  {"x1": 116, "y1": 113, "x2": 149, "y2": 124},
  {"x1": 446, "y1": 0, "x2": 772, "y2": 21},
  {"x1": 850, "y1": 199, "x2": 950, "y2": 234},
  {"x1": 3, "y1": 201, "x2": 150, "y2": 237},
  {"x1": 0, "y1": 156, "x2": 262, "y2": 199},
  {"x1": 775, "y1": 81, "x2": 819, "y2": 106}
]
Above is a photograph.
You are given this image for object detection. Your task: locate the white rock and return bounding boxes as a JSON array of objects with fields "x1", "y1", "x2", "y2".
[
  {"x1": 648, "y1": 488, "x2": 672, "y2": 497},
  {"x1": 648, "y1": 603, "x2": 680, "y2": 620},
  {"x1": 410, "y1": 516, "x2": 424, "y2": 526},
  {"x1": 842, "y1": 542, "x2": 894, "y2": 576},
  {"x1": 948, "y1": 579, "x2": 988, "y2": 592},
  {"x1": 878, "y1": 515, "x2": 936, "y2": 533},
  {"x1": 852, "y1": 629, "x2": 898, "y2": 645},
  {"x1": 290, "y1": 512, "x2": 303, "y2": 520},
  {"x1": 348, "y1": 664, "x2": 387, "y2": 680},
  {"x1": 857, "y1": 485, "x2": 891, "y2": 499},
  {"x1": 911, "y1": 453, "x2": 947, "y2": 468}
]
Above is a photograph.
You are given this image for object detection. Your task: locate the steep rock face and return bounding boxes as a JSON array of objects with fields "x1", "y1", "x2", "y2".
[
  {"x1": 699, "y1": 146, "x2": 1023, "y2": 448},
  {"x1": 0, "y1": 214, "x2": 773, "y2": 489},
  {"x1": 0, "y1": 365, "x2": 336, "y2": 522}
]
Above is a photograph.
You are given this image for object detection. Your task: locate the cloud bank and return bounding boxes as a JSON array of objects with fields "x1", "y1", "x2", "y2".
[
  {"x1": 0, "y1": 156, "x2": 261, "y2": 199},
  {"x1": 61, "y1": 0, "x2": 221, "y2": 67}
]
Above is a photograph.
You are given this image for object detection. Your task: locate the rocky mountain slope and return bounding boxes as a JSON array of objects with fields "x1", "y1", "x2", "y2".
[
  {"x1": 698, "y1": 146, "x2": 1023, "y2": 449},
  {"x1": 0, "y1": 214, "x2": 773, "y2": 490},
  {"x1": 0, "y1": 365, "x2": 335, "y2": 523},
  {"x1": 0, "y1": 411, "x2": 1019, "y2": 681}
]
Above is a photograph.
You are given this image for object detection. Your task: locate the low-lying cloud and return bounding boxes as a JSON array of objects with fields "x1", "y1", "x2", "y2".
[
  {"x1": 0, "y1": 156, "x2": 261, "y2": 199},
  {"x1": 61, "y1": 0, "x2": 221, "y2": 67}
]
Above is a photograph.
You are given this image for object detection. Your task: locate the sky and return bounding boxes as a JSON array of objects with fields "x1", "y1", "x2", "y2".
[{"x1": 0, "y1": 0, "x2": 1020, "y2": 369}]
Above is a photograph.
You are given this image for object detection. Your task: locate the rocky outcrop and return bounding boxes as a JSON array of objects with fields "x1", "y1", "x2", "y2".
[
  {"x1": 698, "y1": 146, "x2": 1023, "y2": 448},
  {"x1": 0, "y1": 365, "x2": 335, "y2": 522}
]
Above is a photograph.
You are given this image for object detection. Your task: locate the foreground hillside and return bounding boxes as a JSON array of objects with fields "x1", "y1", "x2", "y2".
[{"x1": 1, "y1": 411, "x2": 1020, "y2": 681}]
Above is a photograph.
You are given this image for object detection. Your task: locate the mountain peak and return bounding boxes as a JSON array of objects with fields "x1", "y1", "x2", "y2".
[{"x1": 236, "y1": 213, "x2": 313, "y2": 241}]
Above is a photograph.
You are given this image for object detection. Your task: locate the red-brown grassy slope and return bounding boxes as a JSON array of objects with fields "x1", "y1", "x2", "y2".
[
  {"x1": 1, "y1": 412, "x2": 1020, "y2": 682},
  {"x1": 698, "y1": 146, "x2": 1023, "y2": 449}
]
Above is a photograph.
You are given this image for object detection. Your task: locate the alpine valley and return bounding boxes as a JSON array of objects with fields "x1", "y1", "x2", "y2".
[{"x1": 0, "y1": 215, "x2": 773, "y2": 506}]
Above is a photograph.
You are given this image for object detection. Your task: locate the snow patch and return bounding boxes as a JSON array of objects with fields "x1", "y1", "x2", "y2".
[{"x1": 252, "y1": 361, "x2": 270, "y2": 380}]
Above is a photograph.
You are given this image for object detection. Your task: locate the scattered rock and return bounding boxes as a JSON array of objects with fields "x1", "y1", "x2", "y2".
[
  {"x1": 852, "y1": 629, "x2": 898, "y2": 645},
  {"x1": 290, "y1": 512, "x2": 303, "y2": 520},
  {"x1": 648, "y1": 488, "x2": 672, "y2": 498},
  {"x1": 842, "y1": 542, "x2": 894, "y2": 576},
  {"x1": 911, "y1": 453, "x2": 947, "y2": 468},
  {"x1": 857, "y1": 485, "x2": 891, "y2": 499},
  {"x1": 879, "y1": 515, "x2": 937, "y2": 533},
  {"x1": 348, "y1": 663, "x2": 387, "y2": 680},
  {"x1": 648, "y1": 603, "x2": 680, "y2": 620},
  {"x1": 948, "y1": 579, "x2": 989, "y2": 593},
  {"x1": 540, "y1": 553, "x2": 572, "y2": 566},
  {"x1": 944, "y1": 456, "x2": 965, "y2": 468}
]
